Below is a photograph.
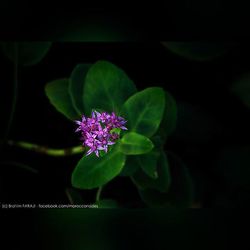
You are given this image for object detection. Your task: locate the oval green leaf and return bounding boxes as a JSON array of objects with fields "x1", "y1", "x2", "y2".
[
  {"x1": 71, "y1": 147, "x2": 126, "y2": 189},
  {"x1": 138, "y1": 151, "x2": 194, "y2": 208},
  {"x1": 69, "y1": 64, "x2": 91, "y2": 115},
  {"x1": 162, "y1": 42, "x2": 232, "y2": 61},
  {"x1": 137, "y1": 150, "x2": 160, "y2": 179},
  {"x1": 121, "y1": 87, "x2": 165, "y2": 137},
  {"x1": 45, "y1": 78, "x2": 79, "y2": 120},
  {"x1": 131, "y1": 151, "x2": 171, "y2": 192},
  {"x1": 150, "y1": 135, "x2": 164, "y2": 149},
  {"x1": 1, "y1": 42, "x2": 52, "y2": 66},
  {"x1": 119, "y1": 132, "x2": 154, "y2": 155},
  {"x1": 119, "y1": 156, "x2": 140, "y2": 177},
  {"x1": 83, "y1": 60, "x2": 137, "y2": 114},
  {"x1": 157, "y1": 91, "x2": 177, "y2": 143}
]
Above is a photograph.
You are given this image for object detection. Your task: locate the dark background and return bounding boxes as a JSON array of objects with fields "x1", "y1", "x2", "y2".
[
  {"x1": 1, "y1": 42, "x2": 250, "y2": 209},
  {"x1": 1, "y1": 4, "x2": 250, "y2": 247},
  {"x1": 0, "y1": 42, "x2": 250, "y2": 250}
]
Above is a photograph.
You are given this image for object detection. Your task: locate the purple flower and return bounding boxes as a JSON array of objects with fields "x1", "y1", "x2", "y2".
[{"x1": 75, "y1": 110, "x2": 127, "y2": 157}]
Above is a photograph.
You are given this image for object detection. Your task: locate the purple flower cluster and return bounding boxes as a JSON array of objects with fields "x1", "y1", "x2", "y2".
[{"x1": 75, "y1": 110, "x2": 127, "y2": 157}]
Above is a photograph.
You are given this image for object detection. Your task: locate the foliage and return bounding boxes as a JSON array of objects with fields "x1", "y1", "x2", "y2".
[{"x1": 44, "y1": 60, "x2": 193, "y2": 207}]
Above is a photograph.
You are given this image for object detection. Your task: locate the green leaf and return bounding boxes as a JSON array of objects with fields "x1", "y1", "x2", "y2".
[
  {"x1": 137, "y1": 150, "x2": 160, "y2": 179},
  {"x1": 138, "y1": 152, "x2": 194, "y2": 208},
  {"x1": 150, "y1": 135, "x2": 164, "y2": 149},
  {"x1": 96, "y1": 199, "x2": 119, "y2": 208},
  {"x1": 157, "y1": 91, "x2": 177, "y2": 142},
  {"x1": 121, "y1": 87, "x2": 165, "y2": 137},
  {"x1": 162, "y1": 42, "x2": 232, "y2": 61},
  {"x1": 71, "y1": 147, "x2": 126, "y2": 189},
  {"x1": 230, "y1": 74, "x2": 250, "y2": 109},
  {"x1": 119, "y1": 156, "x2": 140, "y2": 177},
  {"x1": 131, "y1": 151, "x2": 171, "y2": 192},
  {"x1": 83, "y1": 60, "x2": 137, "y2": 114},
  {"x1": 1, "y1": 42, "x2": 52, "y2": 66},
  {"x1": 45, "y1": 78, "x2": 79, "y2": 120},
  {"x1": 69, "y1": 64, "x2": 91, "y2": 115},
  {"x1": 119, "y1": 132, "x2": 154, "y2": 155}
]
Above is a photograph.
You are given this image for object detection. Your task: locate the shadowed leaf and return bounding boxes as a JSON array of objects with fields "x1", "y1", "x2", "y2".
[
  {"x1": 69, "y1": 64, "x2": 91, "y2": 114},
  {"x1": 119, "y1": 156, "x2": 140, "y2": 177},
  {"x1": 137, "y1": 150, "x2": 160, "y2": 179},
  {"x1": 45, "y1": 78, "x2": 79, "y2": 120},
  {"x1": 1, "y1": 42, "x2": 52, "y2": 66},
  {"x1": 138, "y1": 152, "x2": 194, "y2": 208},
  {"x1": 162, "y1": 42, "x2": 232, "y2": 61},
  {"x1": 131, "y1": 151, "x2": 171, "y2": 192},
  {"x1": 157, "y1": 91, "x2": 177, "y2": 143}
]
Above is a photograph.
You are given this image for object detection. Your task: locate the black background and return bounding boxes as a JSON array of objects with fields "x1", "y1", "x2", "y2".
[
  {"x1": 1, "y1": 42, "x2": 250, "y2": 250},
  {"x1": 1, "y1": 42, "x2": 250, "y2": 208},
  {"x1": 1, "y1": 4, "x2": 250, "y2": 248}
]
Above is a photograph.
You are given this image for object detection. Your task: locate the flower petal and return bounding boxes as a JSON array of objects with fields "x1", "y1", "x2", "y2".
[
  {"x1": 75, "y1": 120, "x2": 82, "y2": 125},
  {"x1": 95, "y1": 150, "x2": 99, "y2": 157},
  {"x1": 75, "y1": 127, "x2": 81, "y2": 132},
  {"x1": 91, "y1": 111, "x2": 96, "y2": 118},
  {"x1": 86, "y1": 149, "x2": 93, "y2": 156}
]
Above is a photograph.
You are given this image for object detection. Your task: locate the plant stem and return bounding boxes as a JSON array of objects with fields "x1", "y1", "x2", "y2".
[
  {"x1": 65, "y1": 188, "x2": 74, "y2": 205},
  {"x1": 1, "y1": 161, "x2": 39, "y2": 174},
  {"x1": 7, "y1": 140, "x2": 84, "y2": 157},
  {"x1": 96, "y1": 186, "x2": 103, "y2": 202}
]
